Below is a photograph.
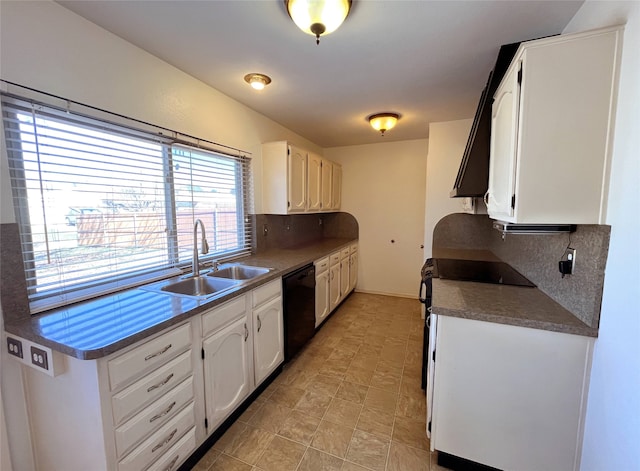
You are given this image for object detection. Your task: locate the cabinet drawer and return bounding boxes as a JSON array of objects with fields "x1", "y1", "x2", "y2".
[
  {"x1": 108, "y1": 323, "x2": 191, "y2": 391},
  {"x1": 315, "y1": 257, "x2": 329, "y2": 275},
  {"x1": 114, "y1": 376, "x2": 194, "y2": 458},
  {"x1": 350, "y1": 243, "x2": 358, "y2": 253},
  {"x1": 330, "y1": 252, "x2": 340, "y2": 265},
  {"x1": 252, "y1": 279, "x2": 282, "y2": 308},
  {"x1": 112, "y1": 351, "x2": 192, "y2": 425},
  {"x1": 202, "y1": 296, "x2": 247, "y2": 338},
  {"x1": 145, "y1": 427, "x2": 196, "y2": 471},
  {"x1": 118, "y1": 402, "x2": 195, "y2": 471},
  {"x1": 340, "y1": 248, "x2": 350, "y2": 259}
]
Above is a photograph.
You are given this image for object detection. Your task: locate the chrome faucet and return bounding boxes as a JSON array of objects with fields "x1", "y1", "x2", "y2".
[{"x1": 193, "y1": 219, "x2": 209, "y2": 277}]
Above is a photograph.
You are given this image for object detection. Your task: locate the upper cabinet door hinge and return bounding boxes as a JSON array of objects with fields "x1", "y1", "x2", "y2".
[
  {"x1": 517, "y1": 67, "x2": 523, "y2": 85},
  {"x1": 511, "y1": 195, "x2": 516, "y2": 209},
  {"x1": 287, "y1": 147, "x2": 290, "y2": 156},
  {"x1": 432, "y1": 349, "x2": 436, "y2": 362},
  {"x1": 201, "y1": 348, "x2": 205, "y2": 360}
]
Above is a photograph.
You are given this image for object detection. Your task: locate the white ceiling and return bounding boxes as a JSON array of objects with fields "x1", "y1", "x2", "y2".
[{"x1": 56, "y1": 0, "x2": 583, "y2": 148}]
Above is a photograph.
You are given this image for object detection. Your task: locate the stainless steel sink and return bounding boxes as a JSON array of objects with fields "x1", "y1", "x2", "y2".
[
  {"x1": 142, "y1": 276, "x2": 241, "y2": 299},
  {"x1": 207, "y1": 265, "x2": 272, "y2": 281}
]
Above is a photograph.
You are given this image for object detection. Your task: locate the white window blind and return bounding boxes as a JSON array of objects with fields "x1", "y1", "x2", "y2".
[{"x1": 2, "y1": 94, "x2": 252, "y2": 313}]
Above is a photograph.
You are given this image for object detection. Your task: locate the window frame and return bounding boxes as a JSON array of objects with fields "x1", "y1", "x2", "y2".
[{"x1": 2, "y1": 93, "x2": 253, "y2": 314}]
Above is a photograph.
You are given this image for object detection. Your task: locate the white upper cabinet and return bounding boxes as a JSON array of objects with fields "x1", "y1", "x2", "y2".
[
  {"x1": 487, "y1": 26, "x2": 622, "y2": 224},
  {"x1": 262, "y1": 141, "x2": 342, "y2": 214},
  {"x1": 321, "y1": 159, "x2": 333, "y2": 211},
  {"x1": 307, "y1": 152, "x2": 323, "y2": 212},
  {"x1": 487, "y1": 63, "x2": 520, "y2": 221},
  {"x1": 288, "y1": 145, "x2": 307, "y2": 213},
  {"x1": 331, "y1": 163, "x2": 342, "y2": 210}
]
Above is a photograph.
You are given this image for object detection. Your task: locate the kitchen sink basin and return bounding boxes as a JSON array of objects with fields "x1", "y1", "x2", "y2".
[
  {"x1": 207, "y1": 265, "x2": 272, "y2": 281},
  {"x1": 142, "y1": 276, "x2": 241, "y2": 299}
]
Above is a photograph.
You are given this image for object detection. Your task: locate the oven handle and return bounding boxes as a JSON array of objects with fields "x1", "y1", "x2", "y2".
[{"x1": 419, "y1": 279, "x2": 427, "y2": 304}]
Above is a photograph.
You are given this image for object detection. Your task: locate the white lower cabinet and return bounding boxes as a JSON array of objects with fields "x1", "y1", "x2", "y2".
[
  {"x1": 201, "y1": 279, "x2": 283, "y2": 432},
  {"x1": 21, "y1": 321, "x2": 198, "y2": 471},
  {"x1": 202, "y1": 315, "x2": 251, "y2": 430},
  {"x1": 430, "y1": 314, "x2": 594, "y2": 471},
  {"x1": 329, "y1": 260, "x2": 341, "y2": 312},
  {"x1": 314, "y1": 257, "x2": 330, "y2": 327},
  {"x1": 252, "y1": 285, "x2": 284, "y2": 386},
  {"x1": 339, "y1": 249, "x2": 350, "y2": 302},
  {"x1": 320, "y1": 243, "x2": 358, "y2": 323},
  {"x1": 349, "y1": 246, "x2": 358, "y2": 291},
  {"x1": 146, "y1": 427, "x2": 197, "y2": 471},
  {"x1": 118, "y1": 403, "x2": 195, "y2": 471},
  {"x1": 23, "y1": 279, "x2": 285, "y2": 471}
]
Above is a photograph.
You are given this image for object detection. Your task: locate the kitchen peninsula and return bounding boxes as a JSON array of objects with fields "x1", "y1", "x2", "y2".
[{"x1": 426, "y1": 213, "x2": 609, "y2": 471}]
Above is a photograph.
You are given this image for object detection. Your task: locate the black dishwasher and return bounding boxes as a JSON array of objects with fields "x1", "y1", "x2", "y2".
[{"x1": 282, "y1": 264, "x2": 316, "y2": 361}]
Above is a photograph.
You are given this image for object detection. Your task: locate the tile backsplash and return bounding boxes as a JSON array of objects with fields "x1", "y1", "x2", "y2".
[
  {"x1": 433, "y1": 213, "x2": 610, "y2": 328},
  {"x1": 252, "y1": 212, "x2": 358, "y2": 252}
]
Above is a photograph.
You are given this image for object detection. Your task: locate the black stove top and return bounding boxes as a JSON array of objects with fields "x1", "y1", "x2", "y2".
[{"x1": 434, "y1": 258, "x2": 535, "y2": 287}]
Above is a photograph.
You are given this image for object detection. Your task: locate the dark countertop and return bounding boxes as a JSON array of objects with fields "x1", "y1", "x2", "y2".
[
  {"x1": 431, "y1": 248, "x2": 598, "y2": 338},
  {"x1": 4, "y1": 238, "x2": 356, "y2": 360}
]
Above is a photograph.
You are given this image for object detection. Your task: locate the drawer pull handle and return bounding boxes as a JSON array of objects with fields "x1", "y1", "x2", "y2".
[
  {"x1": 257, "y1": 315, "x2": 262, "y2": 333},
  {"x1": 152, "y1": 428, "x2": 177, "y2": 453},
  {"x1": 147, "y1": 373, "x2": 174, "y2": 393},
  {"x1": 145, "y1": 344, "x2": 172, "y2": 361},
  {"x1": 163, "y1": 454, "x2": 180, "y2": 471},
  {"x1": 150, "y1": 401, "x2": 177, "y2": 423}
]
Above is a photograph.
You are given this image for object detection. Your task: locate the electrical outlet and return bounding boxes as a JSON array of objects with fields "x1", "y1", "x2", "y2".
[
  {"x1": 7, "y1": 337, "x2": 23, "y2": 359},
  {"x1": 4, "y1": 333, "x2": 64, "y2": 376},
  {"x1": 565, "y1": 248, "x2": 576, "y2": 269},
  {"x1": 30, "y1": 346, "x2": 49, "y2": 370},
  {"x1": 559, "y1": 247, "x2": 577, "y2": 277}
]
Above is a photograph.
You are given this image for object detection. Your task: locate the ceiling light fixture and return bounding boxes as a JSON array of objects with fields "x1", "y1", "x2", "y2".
[
  {"x1": 244, "y1": 73, "x2": 272, "y2": 90},
  {"x1": 368, "y1": 113, "x2": 399, "y2": 136},
  {"x1": 285, "y1": 0, "x2": 352, "y2": 45}
]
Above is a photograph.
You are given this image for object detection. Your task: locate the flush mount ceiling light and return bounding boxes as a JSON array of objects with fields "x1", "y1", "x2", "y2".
[
  {"x1": 244, "y1": 73, "x2": 272, "y2": 90},
  {"x1": 368, "y1": 113, "x2": 399, "y2": 136},
  {"x1": 285, "y1": 0, "x2": 352, "y2": 45}
]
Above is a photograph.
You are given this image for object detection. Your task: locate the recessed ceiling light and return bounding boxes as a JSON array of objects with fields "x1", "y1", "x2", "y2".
[{"x1": 244, "y1": 73, "x2": 272, "y2": 90}]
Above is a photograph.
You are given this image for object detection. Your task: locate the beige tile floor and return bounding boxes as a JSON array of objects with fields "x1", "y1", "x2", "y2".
[{"x1": 193, "y1": 292, "x2": 449, "y2": 471}]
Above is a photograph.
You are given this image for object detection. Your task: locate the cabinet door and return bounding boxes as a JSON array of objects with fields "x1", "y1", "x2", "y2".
[
  {"x1": 203, "y1": 316, "x2": 251, "y2": 430},
  {"x1": 253, "y1": 297, "x2": 284, "y2": 386},
  {"x1": 432, "y1": 315, "x2": 594, "y2": 471},
  {"x1": 340, "y1": 258, "x2": 349, "y2": 301},
  {"x1": 349, "y1": 252, "x2": 358, "y2": 293},
  {"x1": 321, "y1": 159, "x2": 333, "y2": 211},
  {"x1": 288, "y1": 145, "x2": 307, "y2": 213},
  {"x1": 329, "y1": 264, "x2": 341, "y2": 312},
  {"x1": 315, "y1": 270, "x2": 330, "y2": 327},
  {"x1": 331, "y1": 164, "x2": 342, "y2": 210},
  {"x1": 488, "y1": 62, "x2": 521, "y2": 221},
  {"x1": 307, "y1": 153, "x2": 322, "y2": 212}
]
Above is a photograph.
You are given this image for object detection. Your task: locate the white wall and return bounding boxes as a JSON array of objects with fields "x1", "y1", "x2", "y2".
[
  {"x1": 423, "y1": 119, "x2": 472, "y2": 258},
  {"x1": 0, "y1": 0, "x2": 322, "y2": 222},
  {"x1": 563, "y1": 2, "x2": 640, "y2": 470},
  {"x1": 325, "y1": 139, "x2": 428, "y2": 298}
]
